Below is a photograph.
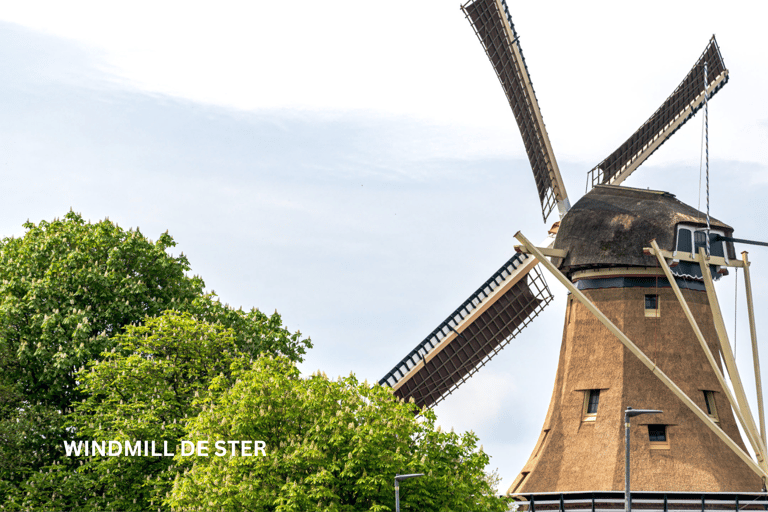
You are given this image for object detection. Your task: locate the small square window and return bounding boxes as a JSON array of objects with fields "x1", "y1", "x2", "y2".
[
  {"x1": 582, "y1": 389, "x2": 600, "y2": 421},
  {"x1": 703, "y1": 390, "x2": 719, "y2": 422},
  {"x1": 648, "y1": 425, "x2": 670, "y2": 449},
  {"x1": 645, "y1": 294, "x2": 659, "y2": 318},
  {"x1": 648, "y1": 424, "x2": 666, "y2": 442}
]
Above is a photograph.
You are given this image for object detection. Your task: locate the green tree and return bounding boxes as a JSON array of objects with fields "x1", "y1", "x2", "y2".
[
  {"x1": 0, "y1": 212, "x2": 309, "y2": 412},
  {"x1": 169, "y1": 356, "x2": 511, "y2": 512},
  {"x1": 0, "y1": 211, "x2": 204, "y2": 412},
  {"x1": 0, "y1": 212, "x2": 310, "y2": 507},
  {"x1": 14, "y1": 311, "x2": 252, "y2": 511}
]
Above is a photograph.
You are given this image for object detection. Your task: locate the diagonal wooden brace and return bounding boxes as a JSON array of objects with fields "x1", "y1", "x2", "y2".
[
  {"x1": 697, "y1": 248, "x2": 768, "y2": 462},
  {"x1": 650, "y1": 240, "x2": 766, "y2": 469},
  {"x1": 742, "y1": 251, "x2": 767, "y2": 448},
  {"x1": 515, "y1": 231, "x2": 767, "y2": 479}
]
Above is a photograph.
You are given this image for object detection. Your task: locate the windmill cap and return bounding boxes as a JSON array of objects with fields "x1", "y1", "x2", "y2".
[{"x1": 552, "y1": 185, "x2": 733, "y2": 274}]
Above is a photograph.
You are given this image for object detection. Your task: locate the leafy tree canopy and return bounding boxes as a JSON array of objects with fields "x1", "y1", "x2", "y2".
[
  {"x1": 0, "y1": 212, "x2": 309, "y2": 506},
  {"x1": 12, "y1": 311, "x2": 247, "y2": 512},
  {"x1": 0, "y1": 211, "x2": 310, "y2": 413},
  {"x1": 169, "y1": 356, "x2": 511, "y2": 512},
  {"x1": 0, "y1": 211, "x2": 202, "y2": 410}
]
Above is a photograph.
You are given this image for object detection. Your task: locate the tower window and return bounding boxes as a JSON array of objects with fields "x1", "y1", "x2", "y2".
[
  {"x1": 648, "y1": 424, "x2": 670, "y2": 449},
  {"x1": 510, "y1": 472, "x2": 529, "y2": 494},
  {"x1": 703, "y1": 390, "x2": 719, "y2": 422},
  {"x1": 645, "y1": 294, "x2": 659, "y2": 318},
  {"x1": 648, "y1": 425, "x2": 666, "y2": 442},
  {"x1": 582, "y1": 389, "x2": 600, "y2": 421},
  {"x1": 676, "y1": 228, "x2": 693, "y2": 253}
]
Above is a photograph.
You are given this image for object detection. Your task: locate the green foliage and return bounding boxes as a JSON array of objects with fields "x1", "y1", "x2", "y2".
[
  {"x1": 169, "y1": 357, "x2": 511, "y2": 512},
  {"x1": 0, "y1": 212, "x2": 310, "y2": 508},
  {"x1": 0, "y1": 211, "x2": 204, "y2": 411},
  {"x1": 185, "y1": 294, "x2": 309, "y2": 364},
  {"x1": 16, "y1": 311, "x2": 247, "y2": 511},
  {"x1": 0, "y1": 391, "x2": 69, "y2": 502}
]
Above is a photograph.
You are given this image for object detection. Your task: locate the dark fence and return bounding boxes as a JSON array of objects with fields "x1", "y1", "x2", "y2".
[{"x1": 512, "y1": 492, "x2": 768, "y2": 512}]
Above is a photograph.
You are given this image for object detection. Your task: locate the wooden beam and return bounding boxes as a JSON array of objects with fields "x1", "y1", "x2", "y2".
[
  {"x1": 698, "y1": 247, "x2": 768, "y2": 461},
  {"x1": 650, "y1": 241, "x2": 766, "y2": 467},
  {"x1": 572, "y1": 267, "x2": 664, "y2": 280},
  {"x1": 644, "y1": 245, "x2": 746, "y2": 269},
  {"x1": 742, "y1": 251, "x2": 766, "y2": 448},
  {"x1": 513, "y1": 245, "x2": 567, "y2": 258},
  {"x1": 515, "y1": 231, "x2": 766, "y2": 479}
]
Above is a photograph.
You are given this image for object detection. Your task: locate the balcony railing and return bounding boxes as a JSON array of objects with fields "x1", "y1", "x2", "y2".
[{"x1": 511, "y1": 491, "x2": 768, "y2": 512}]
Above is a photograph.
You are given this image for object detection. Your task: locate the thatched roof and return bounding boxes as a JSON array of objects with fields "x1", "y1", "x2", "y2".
[{"x1": 553, "y1": 185, "x2": 733, "y2": 274}]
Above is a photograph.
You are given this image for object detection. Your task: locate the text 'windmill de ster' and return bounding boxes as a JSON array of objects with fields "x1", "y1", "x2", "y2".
[{"x1": 380, "y1": 0, "x2": 768, "y2": 495}]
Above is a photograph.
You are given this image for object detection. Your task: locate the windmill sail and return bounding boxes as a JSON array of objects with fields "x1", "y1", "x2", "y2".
[
  {"x1": 588, "y1": 36, "x2": 729, "y2": 188},
  {"x1": 462, "y1": 0, "x2": 569, "y2": 222},
  {"x1": 379, "y1": 253, "x2": 552, "y2": 409}
]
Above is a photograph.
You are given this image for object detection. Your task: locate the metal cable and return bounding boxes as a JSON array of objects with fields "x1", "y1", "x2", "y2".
[
  {"x1": 654, "y1": 274, "x2": 660, "y2": 361},
  {"x1": 705, "y1": 62, "x2": 711, "y2": 257},
  {"x1": 698, "y1": 102, "x2": 705, "y2": 213},
  {"x1": 735, "y1": 267, "x2": 739, "y2": 357}
]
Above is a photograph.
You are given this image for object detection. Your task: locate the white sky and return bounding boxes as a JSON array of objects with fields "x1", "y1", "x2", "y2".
[
  {"x1": 5, "y1": 1, "x2": 768, "y2": 165},
  {"x1": 3, "y1": 0, "x2": 768, "y2": 493}
]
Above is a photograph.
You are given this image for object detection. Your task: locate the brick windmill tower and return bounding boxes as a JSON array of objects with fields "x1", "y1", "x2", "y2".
[{"x1": 380, "y1": 0, "x2": 768, "y2": 496}]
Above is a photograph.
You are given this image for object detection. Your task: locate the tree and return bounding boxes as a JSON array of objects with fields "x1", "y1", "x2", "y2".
[
  {"x1": 0, "y1": 211, "x2": 204, "y2": 412},
  {"x1": 168, "y1": 356, "x2": 512, "y2": 512},
  {"x1": 0, "y1": 212, "x2": 310, "y2": 507},
  {"x1": 0, "y1": 212, "x2": 310, "y2": 411},
  {"x1": 13, "y1": 311, "x2": 253, "y2": 511}
]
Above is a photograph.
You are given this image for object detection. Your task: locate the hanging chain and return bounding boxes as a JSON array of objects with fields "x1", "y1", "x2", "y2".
[{"x1": 705, "y1": 62, "x2": 711, "y2": 258}]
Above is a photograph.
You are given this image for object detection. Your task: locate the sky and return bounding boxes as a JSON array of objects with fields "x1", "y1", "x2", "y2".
[{"x1": 2, "y1": 0, "x2": 768, "y2": 492}]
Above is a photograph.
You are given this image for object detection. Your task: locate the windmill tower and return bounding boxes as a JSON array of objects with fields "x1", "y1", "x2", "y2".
[{"x1": 379, "y1": 0, "x2": 768, "y2": 495}]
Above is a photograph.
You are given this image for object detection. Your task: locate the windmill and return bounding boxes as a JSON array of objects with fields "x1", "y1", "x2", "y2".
[{"x1": 379, "y1": 0, "x2": 768, "y2": 495}]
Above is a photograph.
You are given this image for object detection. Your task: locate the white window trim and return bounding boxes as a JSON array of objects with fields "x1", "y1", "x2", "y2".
[{"x1": 674, "y1": 224, "x2": 728, "y2": 263}]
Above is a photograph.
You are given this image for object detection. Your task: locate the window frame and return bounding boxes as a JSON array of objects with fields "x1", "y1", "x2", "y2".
[
  {"x1": 648, "y1": 424, "x2": 670, "y2": 450},
  {"x1": 703, "y1": 390, "x2": 719, "y2": 422},
  {"x1": 644, "y1": 294, "x2": 660, "y2": 318},
  {"x1": 674, "y1": 224, "x2": 728, "y2": 262},
  {"x1": 582, "y1": 389, "x2": 600, "y2": 422}
]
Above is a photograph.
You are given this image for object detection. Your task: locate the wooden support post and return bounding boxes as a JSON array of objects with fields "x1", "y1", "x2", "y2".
[
  {"x1": 742, "y1": 251, "x2": 766, "y2": 448},
  {"x1": 698, "y1": 247, "x2": 768, "y2": 462},
  {"x1": 650, "y1": 240, "x2": 765, "y2": 464},
  {"x1": 514, "y1": 231, "x2": 767, "y2": 479}
]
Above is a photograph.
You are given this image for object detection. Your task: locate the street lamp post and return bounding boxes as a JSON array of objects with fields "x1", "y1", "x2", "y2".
[
  {"x1": 624, "y1": 407, "x2": 662, "y2": 512},
  {"x1": 395, "y1": 473, "x2": 424, "y2": 512}
]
